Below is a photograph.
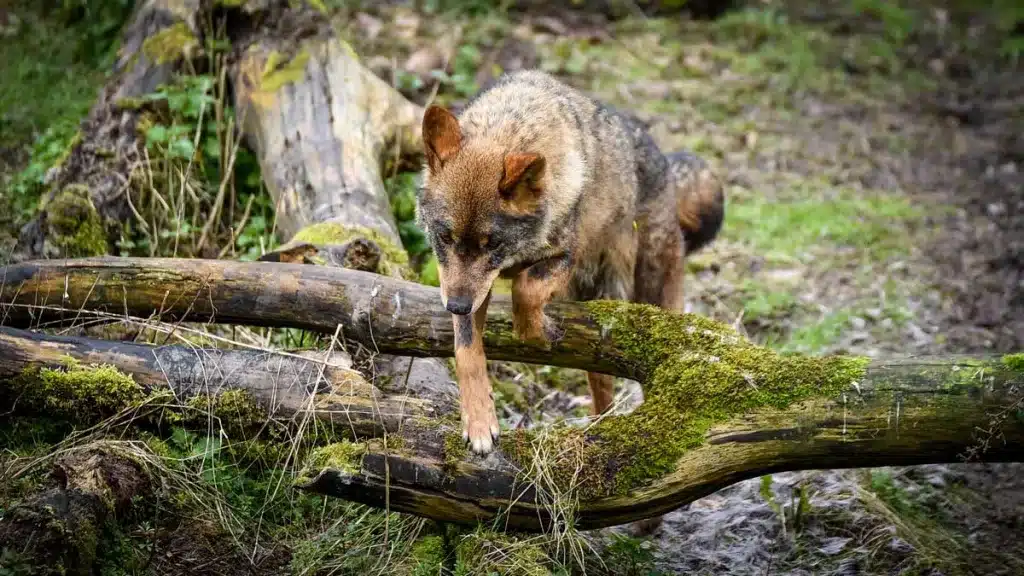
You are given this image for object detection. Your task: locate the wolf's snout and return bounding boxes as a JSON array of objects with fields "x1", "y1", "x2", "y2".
[{"x1": 445, "y1": 295, "x2": 473, "y2": 315}]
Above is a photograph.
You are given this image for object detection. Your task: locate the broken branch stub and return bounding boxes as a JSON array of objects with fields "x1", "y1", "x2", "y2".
[{"x1": 0, "y1": 444, "x2": 152, "y2": 576}]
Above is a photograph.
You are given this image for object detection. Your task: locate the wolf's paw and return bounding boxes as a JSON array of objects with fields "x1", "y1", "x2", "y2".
[{"x1": 462, "y1": 405, "x2": 500, "y2": 455}]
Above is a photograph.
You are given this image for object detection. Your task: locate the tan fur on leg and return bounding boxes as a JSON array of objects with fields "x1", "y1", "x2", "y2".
[{"x1": 453, "y1": 290, "x2": 498, "y2": 454}]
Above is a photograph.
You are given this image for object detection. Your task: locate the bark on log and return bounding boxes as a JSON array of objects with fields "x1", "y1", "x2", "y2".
[
  {"x1": 2, "y1": 257, "x2": 1023, "y2": 531},
  {"x1": 0, "y1": 326, "x2": 455, "y2": 439},
  {"x1": 224, "y1": 6, "x2": 444, "y2": 400},
  {"x1": 0, "y1": 444, "x2": 152, "y2": 576},
  {"x1": 0, "y1": 256, "x2": 622, "y2": 374},
  {"x1": 217, "y1": 2, "x2": 449, "y2": 423}
]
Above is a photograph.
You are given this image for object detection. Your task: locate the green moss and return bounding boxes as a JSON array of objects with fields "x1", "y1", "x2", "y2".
[
  {"x1": 507, "y1": 302, "x2": 869, "y2": 498},
  {"x1": 299, "y1": 440, "x2": 366, "y2": 479},
  {"x1": 443, "y1": 429, "x2": 468, "y2": 476},
  {"x1": 1002, "y1": 353, "x2": 1024, "y2": 373},
  {"x1": 185, "y1": 388, "x2": 267, "y2": 435},
  {"x1": 54, "y1": 131, "x2": 82, "y2": 170},
  {"x1": 337, "y1": 38, "x2": 359, "y2": 62},
  {"x1": 382, "y1": 434, "x2": 407, "y2": 453},
  {"x1": 12, "y1": 356, "x2": 143, "y2": 423},
  {"x1": 454, "y1": 530, "x2": 550, "y2": 576},
  {"x1": 141, "y1": 22, "x2": 198, "y2": 65},
  {"x1": 70, "y1": 516, "x2": 101, "y2": 569},
  {"x1": 408, "y1": 535, "x2": 447, "y2": 576},
  {"x1": 114, "y1": 97, "x2": 146, "y2": 110},
  {"x1": 308, "y1": 0, "x2": 328, "y2": 14},
  {"x1": 44, "y1": 184, "x2": 109, "y2": 257},
  {"x1": 291, "y1": 222, "x2": 413, "y2": 279},
  {"x1": 260, "y1": 48, "x2": 311, "y2": 92}
]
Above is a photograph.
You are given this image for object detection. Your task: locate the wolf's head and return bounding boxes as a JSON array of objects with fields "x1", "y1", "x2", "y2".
[{"x1": 416, "y1": 105, "x2": 548, "y2": 315}]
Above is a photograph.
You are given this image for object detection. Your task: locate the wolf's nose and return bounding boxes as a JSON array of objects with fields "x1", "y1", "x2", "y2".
[{"x1": 446, "y1": 296, "x2": 472, "y2": 315}]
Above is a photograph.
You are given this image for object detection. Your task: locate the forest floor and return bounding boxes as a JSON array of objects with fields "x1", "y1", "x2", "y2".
[{"x1": 1, "y1": 0, "x2": 1022, "y2": 574}]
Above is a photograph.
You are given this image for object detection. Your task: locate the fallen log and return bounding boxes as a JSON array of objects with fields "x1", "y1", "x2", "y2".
[
  {"x1": 0, "y1": 257, "x2": 622, "y2": 374},
  {"x1": 232, "y1": 21, "x2": 424, "y2": 276},
  {"x1": 0, "y1": 326, "x2": 454, "y2": 439},
  {"x1": 8, "y1": 0, "x2": 449, "y2": 407},
  {"x1": 2, "y1": 257, "x2": 1023, "y2": 531}
]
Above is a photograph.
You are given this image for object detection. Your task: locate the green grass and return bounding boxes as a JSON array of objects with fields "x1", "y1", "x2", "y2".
[
  {"x1": 780, "y1": 310, "x2": 853, "y2": 354},
  {"x1": 740, "y1": 280, "x2": 802, "y2": 323},
  {"x1": 724, "y1": 183, "x2": 924, "y2": 262},
  {"x1": 734, "y1": 275, "x2": 918, "y2": 353},
  {"x1": 711, "y1": 9, "x2": 831, "y2": 92},
  {"x1": 1, "y1": 2, "x2": 132, "y2": 224},
  {"x1": 0, "y1": 3, "x2": 128, "y2": 149}
]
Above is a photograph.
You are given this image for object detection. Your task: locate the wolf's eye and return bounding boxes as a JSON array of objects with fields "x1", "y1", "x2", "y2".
[
  {"x1": 482, "y1": 235, "x2": 501, "y2": 250},
  {"x1": 438, "y1": 229, "x2": 453, "y2": 244}
]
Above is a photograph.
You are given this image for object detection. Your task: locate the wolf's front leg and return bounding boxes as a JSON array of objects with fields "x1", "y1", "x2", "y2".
[
  {"x1": 452, "y1": 290, "x2": 498, "y2": 455},
  {"x1": 512, "y1": 254, "x2": 571, "y2": 344}
]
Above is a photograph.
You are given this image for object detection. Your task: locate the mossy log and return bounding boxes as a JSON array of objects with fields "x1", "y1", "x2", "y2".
[
  {"x1": 14, "y1": 0, "x2": 201, "y2": 261},
  {"x1": 0, "y1": 444, "x2": 152, "y2": 576},
  {"x1": 0, "y1": 326, "x2": 453, "y2": 438},
  {"x1": 2, "y1": 257, "x2": 1023, "y2": 531}
]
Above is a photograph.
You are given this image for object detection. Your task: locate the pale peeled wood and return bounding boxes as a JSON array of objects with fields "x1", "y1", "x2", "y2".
[{"x1": 233, "y1": 37, "x2": 423, "y2": 250}]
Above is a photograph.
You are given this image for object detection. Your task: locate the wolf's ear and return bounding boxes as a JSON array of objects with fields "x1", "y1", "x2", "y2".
[
  {"x1": 423, "y1": 106, "x2": 462, "y2": 173},
  {"x1": 499, "y1": 153, "x2": 546, "y2": 204}
]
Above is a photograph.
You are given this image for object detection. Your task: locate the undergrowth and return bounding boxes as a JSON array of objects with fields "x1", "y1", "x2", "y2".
[{"x1": 122, "y1": 47, "x2": 277, "y2": 260}]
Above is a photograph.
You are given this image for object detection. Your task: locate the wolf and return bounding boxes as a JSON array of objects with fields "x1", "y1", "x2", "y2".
[{"x1": 416, "y1": 70, "x2": 724, "y2": 455}]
